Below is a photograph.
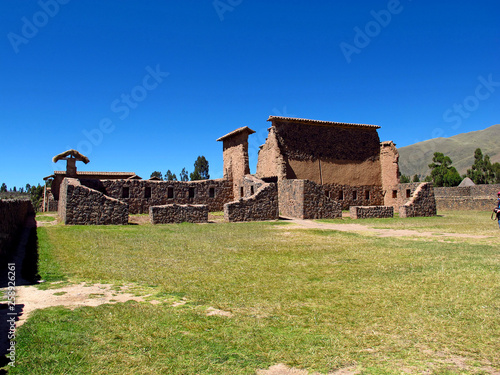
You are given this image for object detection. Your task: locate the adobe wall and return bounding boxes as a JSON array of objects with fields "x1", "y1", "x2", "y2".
[
  {"x1": 224, "y1": 182, "x2": 279, "y2": 222},
  {"x1": 58, "y1": 178, "x2": 129, "y2": 225},
  {"x1": 380, "y1": 141, "x2": 400, "y2": 205},
  {"x1": 278, "y1": 180, "x2": 342, "y2": 219},
  {"x1": 221, "y1": 131, "x2": 252, "y2": 198},
  {"x1": 0, "y1": 198, "x2": 35, "y2": 260},
  {"x1": 257, "y1": 119, "x2": 383, "y2": 186},
  {"x1": 350, "y1": 206, "x2": 394, "y2": 219},
  {"x1": 399, "y1": 182, "x2": 437, "y2": 218},
  {"x1": 150, "y1": 204, "x2": 208, "y2": 224},
  {"x1": 433, "y1": 184, "x2": 500, "y2": 211},
  {"x1": 80, "y1": 178, "x2": 233, "y2": 214}
]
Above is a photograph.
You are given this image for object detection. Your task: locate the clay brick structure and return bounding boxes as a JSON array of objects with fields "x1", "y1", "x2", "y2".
[
  {"x1": 399, "y1": 182, "x2": 437, "y2": 218},
  {"x1": 217, "y1": 126, "x2": 255, "y2": 198},
  {"x1": 58, "y1": 178, "x2": 129, "y2": 225},
  {"x1": 150, "y1": 204, "x2": 208, "y2": 224},
  {"x1": 350, "y1": 206, "x2": 394, "y2": 219},
  {"x1": 224, "y1": 177, "x2": 279, "y2": 222}
]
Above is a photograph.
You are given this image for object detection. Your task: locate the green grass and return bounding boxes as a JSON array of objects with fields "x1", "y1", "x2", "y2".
[
  {"x1": 8, "y1": 213, "x2": 500, "y2": 374},
  {"x1": 319, "y1": 210, "x2": 500, "y2": 237},
  {"x1": 35, "y1": 214, "x2": 56, "y2": 222}
]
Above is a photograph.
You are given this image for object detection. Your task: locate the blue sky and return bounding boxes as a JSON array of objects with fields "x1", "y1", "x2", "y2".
[{"x1": 1, "y1": 0, "x2": 499, "y2": 189}]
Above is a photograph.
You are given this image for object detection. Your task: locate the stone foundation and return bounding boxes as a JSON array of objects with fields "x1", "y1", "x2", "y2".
[
  {"x1": 350, "y1": 206, "x2": 394, "y2": 219},
  {"x1": 399, "y1": 182, "x2": 437, "y2": 218},
  {"x1": 150, "y1": 204, "x2": 208, "y2": 224},
  {"x1": 58, "y1": 178, "x2": 129, "y2": 225},
  {"x1": 224, "y1": 182, "x2": 279, "y2": 222}
]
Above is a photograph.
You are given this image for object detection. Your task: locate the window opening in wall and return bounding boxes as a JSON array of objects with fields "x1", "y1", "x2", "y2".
[
  {"x1": 352, "y1": 191, "x2": 357, "y2": 200},
  {"x1": 189, "y1": 187, "x2": 195, "y2": 198},
  {"x1": 392, "y1": 190, "x2": 398, "y2": 199},
  {"x1": 365, "y1": 190, "x2": 370, "y2": 200},
  {"x1": 325, "y1": 190, "x2": 330, "y2": 198},
  {"x1": 339, "y1": 190, "x2": 344, "y2": 200},
  {"x1": 250, "y1": 186, "x2": 254, "y2": 195},
  {"x1": 406, "y1": 189, "x2": 411, "y2": 198},
  {"x1": 240, "y1": 187, "x2": 244, "y2": 198},
  {"x1": 144, "y1": 186, "x2": 151, "y2": 199},
  {"x1": 167, "y1": 187, "x2": 174, "y2": 199},
  {"x1": 209, "y1": 187, "x2": 215, "y2": 198},
  {"x1": 122, "y1": 187, "x2": 129, "y2": 199}
]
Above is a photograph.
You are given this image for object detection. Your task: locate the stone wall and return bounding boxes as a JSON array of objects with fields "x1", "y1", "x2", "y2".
[
  {"x1": 80, "y1": 178, "x2": 233, "y2": 214},
  {"x1": 150, "y1": 204, "x2": 208, "y2": 224},
  {"x1": 58, "y1": 178, "x2": 129, "y2": 225},
  {"x1": 384, "y1": 182, "x2": 422, "y2": 209},
  {"x1": 0, "y1": 198, "x2": 35, "y2": 260},
  {"x1": 350, "y1": 206, "x2": 394, "y2": 219},
  {"x1": 434, "y1": 184, "x2": 500, "y2": 211},
  {"x1": 224, "y1": 182, "x2": 279, "y2": 222},
  {"x1": 399, "y1": 182, "x2": 437, "y2": 218},
  {"x1": 278, "y1": 180, "x2": 342, "y2": 219}
]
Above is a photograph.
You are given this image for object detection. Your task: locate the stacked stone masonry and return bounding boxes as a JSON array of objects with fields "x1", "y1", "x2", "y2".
[
  {"x1": 0, "y1": 198, "x2": 35, "y2": 259},
  {"x1": 278, "y1": 180, "x2": 342, "y2": 219},
  {"x1": 350, "y1": 206, "x2": 394, "y2": 219},
  {"x1": 150, "y1": 204, "x2": 208, "y2": 224},
  {"x1": 80, "y1": 178, "x2": 233, "y2": 214},
  {"x1": 434, "y1": 184, "x2": 500, "y2": 211},
  {"x1": 399, "y1": 182, "x2": 437, "y2": 218},
  {"x1": 224, "y1": 181, "x2": 279, "y2": 222},
  {"x1": 58, "y1": 178, "x2": 129, "y2": 225}
]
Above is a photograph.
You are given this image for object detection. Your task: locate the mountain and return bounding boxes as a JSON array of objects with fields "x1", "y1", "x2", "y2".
[{"x1": 398, "y1": 124, "x2": 500, "y2": 178}]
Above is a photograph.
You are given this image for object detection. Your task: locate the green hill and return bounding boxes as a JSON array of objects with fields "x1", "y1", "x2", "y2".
[{"x1": 398, "y1": 124, "x2": 500, "y2": 178}]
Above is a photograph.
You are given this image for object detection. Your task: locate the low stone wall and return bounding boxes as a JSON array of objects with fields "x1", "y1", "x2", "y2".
[
  {"x1": 434, "y1": 184, "x2": 500, "y2": 211},
  {"x1": 81, "y1": 178, "x2": 233, "y2": 214},
  {"x1": 399, "y1": 182, "x2": 437, "y2": 218},
  {"x1": 58, "y1": 178, "x2": 129, "y2": 225},
  {"x1": 350, "y1": 206, "x2": 394, "y2": 219},
  {"x1": 278, "y1": 180, "x2": 342, "y2": 219},
  {"x1": 224, "y1": 182, "x2": 279, "y2": 222},
  {"x1": 0, "y1": 199, "x2": 35, "y2": 260},
  {"x1": 150, "y1": 204, "x2": 208, "y2": 224}
]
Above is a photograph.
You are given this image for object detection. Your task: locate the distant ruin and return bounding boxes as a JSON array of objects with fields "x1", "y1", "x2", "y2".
[{"x1": 44, "y1": 116, "x2": 437, "y2": 224}]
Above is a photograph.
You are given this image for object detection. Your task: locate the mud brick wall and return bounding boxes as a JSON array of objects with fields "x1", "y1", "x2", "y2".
[
  {"x1": 278, "y1": 180, "x2": 342, "y2": 219},
  {"x1": 0, "y1": 198, "x2": 34, "y2": 260},
  {"x1": 257, "y1": 118, "x2": 384, "y2": 186},
  {"x1": 399, "y1": 182, "x2": 437, "y2": 218},
  {"x1": 433, "y1": 184, "x2": 500, "y2": 211},
  {"x1": 350, "y1": 206, "x2": 394, "y2": 219},
  {"x1": 58, "y1": 178, "x2": 129, "y2": 225},
  {"x1": 150, "y1": 204, "x2": 208, "y2": 224},
  {"x1": 81, "y1": 178, "x2": 233, "y2": 214},
  {"x1": 224, "y1": 182, "x2": 279, "y2": 222}
]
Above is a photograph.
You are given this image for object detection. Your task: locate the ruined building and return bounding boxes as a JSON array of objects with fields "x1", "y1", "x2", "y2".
[{"x1": 46, "y1": 116, "x2": 436, "y2": 224}]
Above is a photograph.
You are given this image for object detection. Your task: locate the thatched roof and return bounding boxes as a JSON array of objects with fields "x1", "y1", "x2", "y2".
[
  {"x1": 52, "y1": 149, "x2": 90, "y2": 164},
  {"x1": 458, "y1": 177, "x2": 475, "y2": 187}
]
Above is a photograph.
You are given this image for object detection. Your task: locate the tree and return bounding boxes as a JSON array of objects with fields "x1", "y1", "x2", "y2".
[
  {"x1": 165, "y1": 170, "x2": 177, "y2": 181},
  {"x1": 412, "y1": 174, "x2": 420, "y2": 183},
  {"x1": 190, "y1": 156, "x2": 210, "y2": 181},
  {"x1": 492, "y1": 162, "x2": 500, "y2": 184},
  {"x1": 423, "y1": 175, "x2": 433, "y2": 182},
  {"x1": 0, "y1": 183, "x2": 6, "y2": 192},
  {"x1": 12, "y1": 186, "x2": 16, "y2": 192},
  {"x1": 150, "y1": 171, "x2": 163, "y2": 180},
  {"x1": 400, "y1": 174, "x2": 410, "y2": 183},
  {"x1": 428, "y1": 152, "x2": 461, "y2": 187},
  {"x1": 25, "y1": 183, "x2": 31, "y2": 192},
  {"x1": 179, "y1": 168, "x2": 189, "y2": 182},
  {"x1": 466, "y1": 148, "x2": 495, "y2": 184}
]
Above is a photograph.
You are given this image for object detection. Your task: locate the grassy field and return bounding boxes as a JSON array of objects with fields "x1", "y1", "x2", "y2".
[{"x1": 7, "y1": 212, "x2": 500, "y2": 374}]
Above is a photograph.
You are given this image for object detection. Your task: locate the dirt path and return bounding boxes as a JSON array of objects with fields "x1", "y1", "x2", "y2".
[{"x1": 282, "y1": 217, "x2": 490, "y2": 239}]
